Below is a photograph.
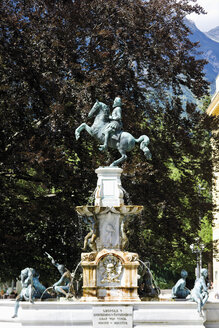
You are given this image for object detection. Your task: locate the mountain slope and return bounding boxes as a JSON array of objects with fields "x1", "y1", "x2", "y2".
[
  {"x1": 185, "y1": 19, "x2": 219, "y2": 93},
  {"x1": 205, "y1": 26, "x2": 219, "y2": 43}
]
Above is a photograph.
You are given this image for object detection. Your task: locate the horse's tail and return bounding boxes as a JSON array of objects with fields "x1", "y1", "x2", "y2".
[{"x1": 135, "y1": 135, "x2": 152, "y2": 160}]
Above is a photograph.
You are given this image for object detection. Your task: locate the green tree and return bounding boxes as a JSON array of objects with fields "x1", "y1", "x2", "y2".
[{"x1": 0, "y1": 0, "x2": 213, "y2": 284}]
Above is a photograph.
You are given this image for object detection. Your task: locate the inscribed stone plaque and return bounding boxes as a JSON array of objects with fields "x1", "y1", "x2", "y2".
[
  {"x1": 102, "y1": 179, "x2": 115, "y2": 197},
  {"x1": 93, "y1": 306, "x2": 133, "y2": 328}
]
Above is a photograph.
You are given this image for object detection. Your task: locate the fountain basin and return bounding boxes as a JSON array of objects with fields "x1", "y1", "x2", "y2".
[
  {"x1": 76, "y1": 205, "x2": 143, "y2": 251},
  {"x1": 2, "y1": 300, "x2": 208, "y2": 327},
  {"x1": 76, "y1": 205, "x2": 143, "y2": 216}
]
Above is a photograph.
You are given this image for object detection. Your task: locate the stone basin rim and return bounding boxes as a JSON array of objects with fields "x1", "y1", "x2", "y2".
[
  {"x1": 76, "y1": 205, "x2": 143, "y2": 215},
  {"x1": 76, "y1": 205, "x2": 143, "y2": 209}
]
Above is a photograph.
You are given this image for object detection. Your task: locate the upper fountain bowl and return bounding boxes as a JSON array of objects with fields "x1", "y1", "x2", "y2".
[{"x1": 76, "y1": 205, "x2": 143, "y2": 217}]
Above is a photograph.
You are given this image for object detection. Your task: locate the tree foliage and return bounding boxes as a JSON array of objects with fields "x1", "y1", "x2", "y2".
[{"x1": 0, "y1": 0, "x2": 214, "y2": 285}]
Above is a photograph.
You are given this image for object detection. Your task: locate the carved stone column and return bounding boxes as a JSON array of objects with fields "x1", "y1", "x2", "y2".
[{"x1": 76, "y1": 167, "x2": 143, "y2": 301}]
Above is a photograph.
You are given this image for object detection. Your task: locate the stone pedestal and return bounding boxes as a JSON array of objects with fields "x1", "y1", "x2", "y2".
[
  {"x1": 81, "y1": 249, "x2": 140, "y2": 301},
  {"x1": 76, "y1": 167, "x2": 143, "y2": 302},
  {"x1": 95, "y1": 167, "x2": 124, "y2": 207}
]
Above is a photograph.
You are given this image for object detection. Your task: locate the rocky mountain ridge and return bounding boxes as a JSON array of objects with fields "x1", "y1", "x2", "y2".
[
  {"x1": 185, "y1": 19, "x2": 219, "y2": 94},
  {"x1": 205, "y1": 26, "x2": 219, "y2": 43}
]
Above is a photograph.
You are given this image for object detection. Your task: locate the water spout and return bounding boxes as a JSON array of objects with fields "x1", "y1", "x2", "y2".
[
  {"x1": 119, "y1": 186, "x2": 133, "y2": 205},
  {"x1": 138, "y1": 259, "x2": 160, "y2": 298},
  {"x1": 87, "y1": 188, "x2": 97, "y2": 205},
  {"x1": 71, "y1": 261, "x2": 82, "y2": 298},
  {"x1": 71, "y1": 261, "x2": 82, "y2": 280}
]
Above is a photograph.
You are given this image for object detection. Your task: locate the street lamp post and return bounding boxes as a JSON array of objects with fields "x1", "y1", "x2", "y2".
[
  {"x1": 190, "y1": 185, "x2": 206, "y2": 280},
  {"x1": 199, "y1": 243, "x2": 205, "y2": 271},
  {"x1": 190, "y1": 240, "x2": 205, "y2": 280}
]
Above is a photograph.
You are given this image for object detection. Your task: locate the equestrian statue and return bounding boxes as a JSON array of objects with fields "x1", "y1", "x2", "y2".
[{"x1": 75, "y1": 96, "x2": 151, "y2": 167}]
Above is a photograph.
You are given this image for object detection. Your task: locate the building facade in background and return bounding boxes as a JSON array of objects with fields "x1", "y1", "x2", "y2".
[{"x1": 207, "y1": 74, "x2": 219, "y2": 291}]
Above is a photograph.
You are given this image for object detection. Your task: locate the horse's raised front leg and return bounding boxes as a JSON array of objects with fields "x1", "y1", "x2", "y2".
[
  {"x1": 110, "y1": 149, "x2": 127, "y2": 167},
  {"x1": 75, "y1": 123, "x2": 93, "y2": 140}
]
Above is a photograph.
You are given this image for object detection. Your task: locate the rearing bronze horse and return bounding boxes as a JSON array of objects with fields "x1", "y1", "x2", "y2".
[{"x1": 75, "y1": 100, "x2": 151, "y2": 167}]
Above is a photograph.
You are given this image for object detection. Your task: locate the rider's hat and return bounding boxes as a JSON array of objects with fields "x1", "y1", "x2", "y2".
[{"x1": 113, "y1": 96, "x2": 122, "y2": 108}]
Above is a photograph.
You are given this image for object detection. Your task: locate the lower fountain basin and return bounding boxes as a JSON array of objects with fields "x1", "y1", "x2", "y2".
[{"x1": 15, "y1": 300, "x2": 208, "y2": 327}]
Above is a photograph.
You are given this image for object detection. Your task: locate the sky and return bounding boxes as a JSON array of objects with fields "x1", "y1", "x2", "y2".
[{"x1": 187, "y1": 0, "x2": 219, "y2": 32}]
